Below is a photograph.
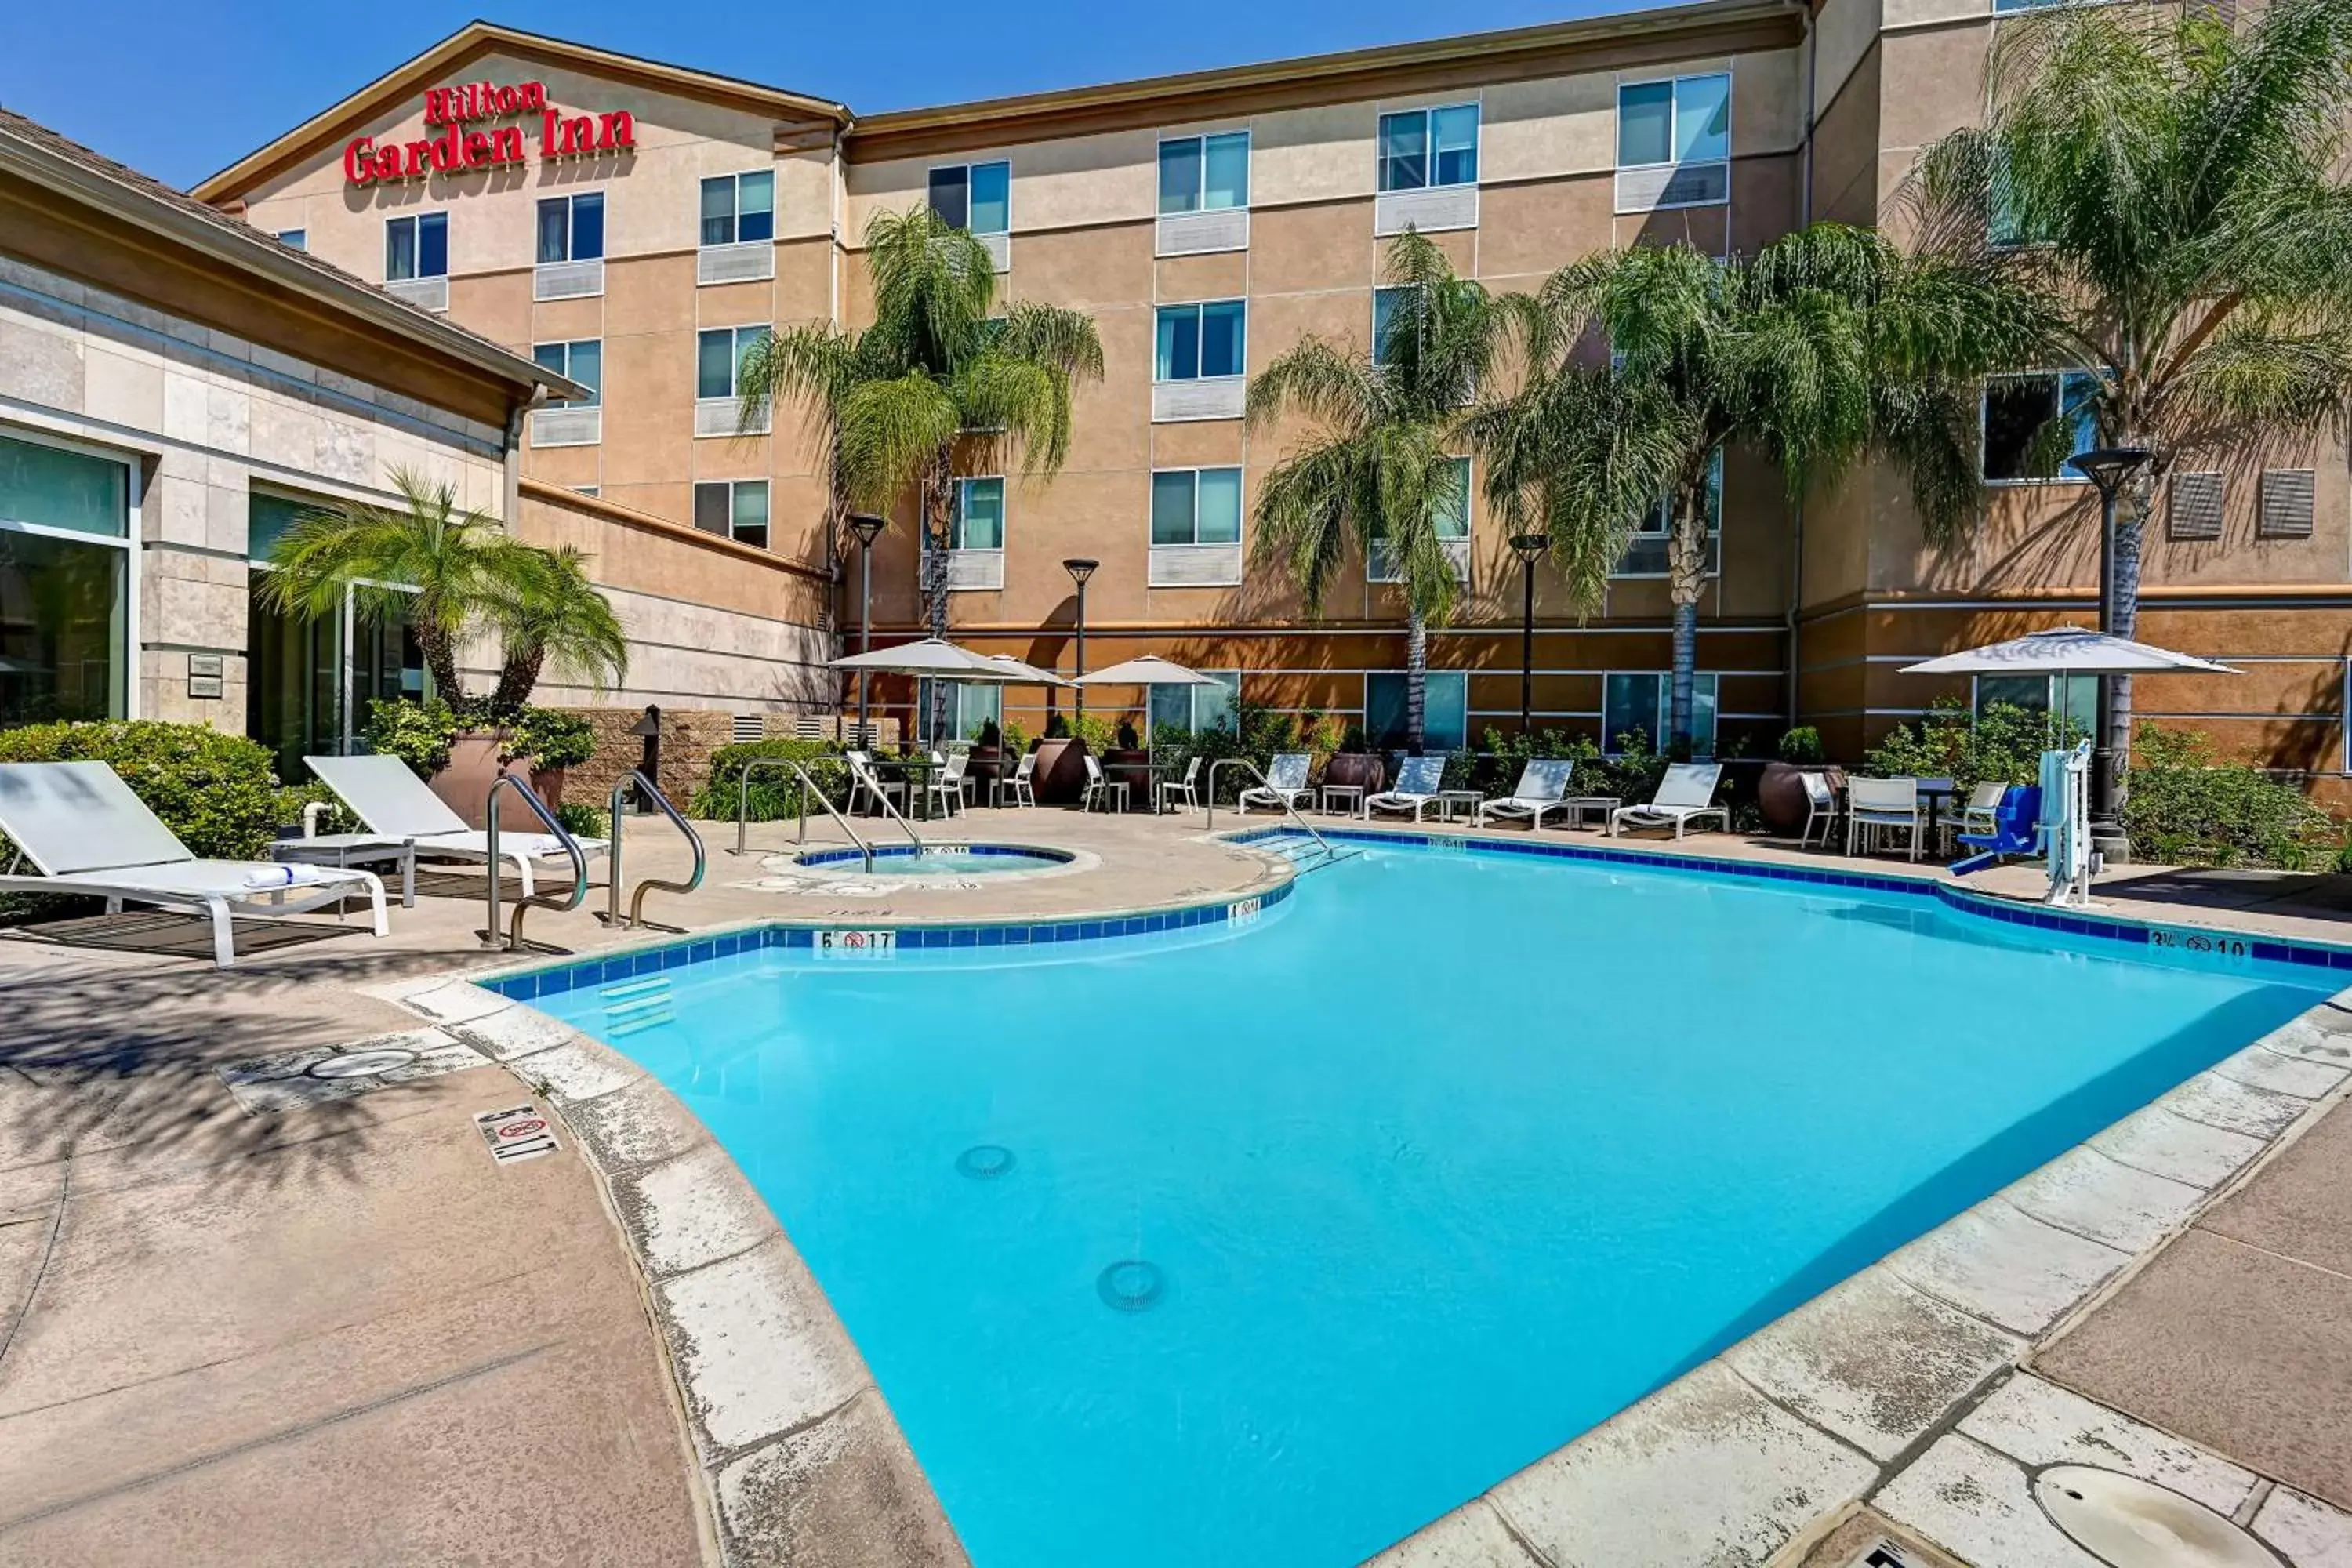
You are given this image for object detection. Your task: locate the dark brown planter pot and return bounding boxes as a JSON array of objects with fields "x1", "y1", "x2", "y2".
[
  {"x1": 1755, "y1": 759, "x2": 1841, "y2": 837},
  {"x1": 1320, "y1": 753, "x2": 1385, "y2": 793},
  {"x1": 1030, "y1": 736, "x2": 1089, "y2": 805},
  {"x1": 429, "y1": 731, "x2": 565, "y2": 830},
  {"x1": 1102, "y1": 748, "x2": 1152, "y2": 803}
]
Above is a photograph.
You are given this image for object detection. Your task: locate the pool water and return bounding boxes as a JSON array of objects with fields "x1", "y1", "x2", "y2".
[
  {"x1": 533, "y1": 842, "x2": 2328, "y2": 1567},
  {"x1": 793, "y1": 843, "x2": 1071, "y2": 876}
]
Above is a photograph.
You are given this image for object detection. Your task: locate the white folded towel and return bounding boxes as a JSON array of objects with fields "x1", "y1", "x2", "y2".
[{"x1": 244, "y1": 864, "x2": 322, "y2": 889}]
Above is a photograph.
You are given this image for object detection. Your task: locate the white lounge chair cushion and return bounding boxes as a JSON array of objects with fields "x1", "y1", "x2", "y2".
[
  {"x1": 0, "y1": 760, "x2": 194, "y2": 874},
  {"x1": 307, "y1": 753, "x2": 471, "y2": 838},
  {"x1": 1372, "y1": 757, "x2": 1446, "y2": 801}
]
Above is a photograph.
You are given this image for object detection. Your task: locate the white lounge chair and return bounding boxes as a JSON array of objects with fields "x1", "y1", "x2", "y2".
[
  {"x1": 0, "y1": 760, "x2": 387, "y2": 967},
  {"x1": 1475, "y1": 759, "x2": 1576, "y2": 829},
  {"x1": 306, "y1": 753, "x2": 608, "y2": 898},
  {"x1": 1367, "y1": 755, "x2": 1448, "y2": 822},
  {"x1": 1239, "y1": 752, "x2": 1313, "y2": 815},
  {"x1": 1608, "y1": 763, "x2": 1729, "y2": 839}
]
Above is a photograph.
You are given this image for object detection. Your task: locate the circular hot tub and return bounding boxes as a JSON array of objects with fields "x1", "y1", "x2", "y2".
[{"x1": 790, "y1": 842, "x2": 1076, "y2": 877}]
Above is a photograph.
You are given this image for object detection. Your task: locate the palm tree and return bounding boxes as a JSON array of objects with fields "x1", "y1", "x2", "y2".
[
  {"x1": 1473, "y1": 226, "x2": 2045, "y2": 754},
  {"x1": 1247, "y1": 230, "x2": 1520, "y2": 753},
  {"x1": 259, "y1": 468, "x2": 536, "y2": 702},
  {"x1": 488, "y1": 544, "x2": 628, "y2": 709},
  {"x1": 1904, "y1": 0, "x2": 2352, "y2": 783},
  {"x1": 738, "y1": 205, "x2": 1104, "y2": 732}
]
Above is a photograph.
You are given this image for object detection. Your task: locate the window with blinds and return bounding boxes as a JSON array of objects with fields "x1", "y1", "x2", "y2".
[
  {"x1": 2258, "y1": 469, "x2": 2316, "y2": 539},
  {"x1": 2166, "y1": 471, "x2": 2224, "y2": 541}
]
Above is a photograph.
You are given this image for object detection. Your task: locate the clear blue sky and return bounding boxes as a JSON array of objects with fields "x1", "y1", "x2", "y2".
[{"x1": 3, "y1": 0, "x2": 1666, "y2": 191}]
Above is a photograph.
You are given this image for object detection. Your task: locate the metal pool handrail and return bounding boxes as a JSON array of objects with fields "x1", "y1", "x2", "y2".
[
  {"x1": 603, "y1": 769, "x2": 706, "y2": 931},
  {"x1": 1206, "y1": 758, "x2": 1342, "y2": 862},
  {"x1": 482, "y1": 772, "x2": 590, "y2": 952},
  {"x1": 731, "y1": 757, "x2": 885, "y2": 873}
]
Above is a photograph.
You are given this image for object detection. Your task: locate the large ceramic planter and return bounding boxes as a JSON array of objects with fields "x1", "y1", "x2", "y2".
[
  {"x1": 1030, "y1": 736, "x2": 1089, "y2": 806},
  {"x1": 1102, "y1": 748, "x2": 1152, "y2": 808},
  {"x1": 430, "y1": 731, "x2": 565, "y2": 830},
  {"x1": 1320, "y1": 753, "x2": 1385, "y2": 793},
  {"x1": 1755, "y1": 759, "x2": 1841, "y2": 837}
]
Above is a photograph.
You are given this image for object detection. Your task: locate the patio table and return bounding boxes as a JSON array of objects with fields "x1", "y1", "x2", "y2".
[
  {"x1": 270, "y1": 833, "x2": 416, "y2": 908},
  {"x1": 872, "y1": 756, "x2": 946, "y2": 819}
]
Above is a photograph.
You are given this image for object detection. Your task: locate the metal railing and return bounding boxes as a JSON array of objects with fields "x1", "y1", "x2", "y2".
[
  {"x1": 481, "y1": 774, "x2": 590, "y2": 952},
  {"x1": 601, "y1": 770, "x2": 706, "y2": 931},
  {"x1": 729, "y1": 757, "x2": 907, "y2": 874},
  {"x1": 1205, "y1": 759, "x2": 1345, "y2": 862}
]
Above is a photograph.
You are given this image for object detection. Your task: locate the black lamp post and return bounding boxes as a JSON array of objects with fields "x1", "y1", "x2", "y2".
[
  {"x1": 2064, "y1": 446, "x2": 2153, "y2": 862},
  {"x1": 1510, "y1": 533, "x2": 1552, "y2": 736},
  {"x1": 848, "y1": 513, "x2": 885, "y2": 746},
  {"x1": 1063, "y1": 557, "x2": 1098, "y2": 720}
]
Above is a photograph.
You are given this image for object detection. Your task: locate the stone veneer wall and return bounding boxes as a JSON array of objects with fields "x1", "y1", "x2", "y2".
[{"x1": 559, "y1": 706, "x2": 737, "y2": 814}]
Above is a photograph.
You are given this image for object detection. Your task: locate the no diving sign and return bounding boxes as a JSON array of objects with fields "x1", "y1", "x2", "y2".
[{"x1": 475, "y1": 1103, "x2": 560, "y2": 1165}]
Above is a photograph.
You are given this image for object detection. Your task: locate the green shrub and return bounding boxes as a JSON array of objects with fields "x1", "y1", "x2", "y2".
[
  {"x1": 0, "y1": 720, "x2": 297, "y2": 860},
  {"x1": 554, "y1": 801, "x2": 609, "y2": 840},
  {"x1": 2124, "y1": 725, "x2": 2344, "y2": 869},
  {"x1": 364, "y1": 698, "x2": 459, "y2": 777},
  {"x1": 689, "y1": 739, "x2": 846, "y2": 822},
  {"x1": 361, "y1": 698, "x2": 599, "y2": 779},
  {"x1": 1860, "y1": 699, "x2": 2076, "y2": 796},
  {"x1": 504, "y1": 707, "x2": 595, "y2": 769},
  {"x1": 1777, "y1": 725, "x2": 1824, "y2": 764}
]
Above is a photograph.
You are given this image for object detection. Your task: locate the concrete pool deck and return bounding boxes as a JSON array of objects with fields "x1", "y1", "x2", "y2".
[{"x1": 3, "y1": 803, "x2": 2350, "y2": 1566}]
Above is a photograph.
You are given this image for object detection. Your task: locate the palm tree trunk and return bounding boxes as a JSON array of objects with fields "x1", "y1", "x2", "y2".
[
  {"x1": 1405, "y1": 608, "x2": 1428, "y2": 754},
  {"x1": 416, "y1": 620, "x2": 463, "y2": 705},
  {"x1": 1665, "y1": 486, "x2": 1708, "y2": 758},
  {"x1": 923, "y1": 454, "x2": 953, "y2": 746},
  {"x1": 491, "y1": 648, "x2": 545, "y2": 712},
  {"x1": 2103, "y1": 461, "x2": 2159, "y2": 811}
]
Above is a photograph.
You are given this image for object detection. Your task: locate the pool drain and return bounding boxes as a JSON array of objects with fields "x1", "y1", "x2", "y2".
[
  {"x1": 956, "y1": 1145, "x2": 1015, "y2": 1179},
  {"x1": 2033, "y1": 1466, "x2": 2282, "y2": 1567},
  {"x1": 307, "y1": 1047, "x2": 419, "y2": 1080},
  {"x1": 1096, "y1": 1260, "x2": 1165, "y2": 1312}
]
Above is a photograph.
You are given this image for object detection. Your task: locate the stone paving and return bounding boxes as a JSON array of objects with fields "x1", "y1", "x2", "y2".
[{"x1": 3, "y1": 802, "x2": 2351, "y2": 1566}]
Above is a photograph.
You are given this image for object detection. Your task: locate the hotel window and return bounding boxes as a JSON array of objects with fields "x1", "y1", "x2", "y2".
[
  {"x1": 531, "y1": 341, "x2": 601, "y2": 406},
  {"x1": 1370, "y1": 457, "x2": 1471, "y2": 582},
  {"x1": 1372, "y1": 286, "x2": 1413, "y2": 365},
  {"x1": 1149, "y1": 671, "x2": 1240, "y2": 735},
  {"x1": 1615, "y1": 74, "x2": 1731, "y2": 212},
  {"x1": 1366, "y1": 671, "x2": 1468, "y2": 751},
  {"x1": 1974, "y1": 674, "x2": 2096, "y2": 734},
  {"x1": 953, "y1": 477, "x2": 1004, "y2": 550},
  {"x1": 536, "y1": 193, "x2": 604, "y2": 263},
  {"x1": 0, "y1": 429, "x2": 132, "y2": 726},
  {"x1": 1618, "y1": 450, "x2": 1722, "y2": 577},
  {"x1": 697, "y1": 325, "x2": 773, "y2": 434},
  {"x1": 1377, "y1": 105, "x2": 1479, "y2": 192},
  {"x1": 929, "y1": 161, "x2": 1010, "y2": 234},
  {"x1": 1160, "y1": 133, "x2": 1249, "y2": 213},
  {"x1": 274, "y1": 229, "x2": 307, "y2": 251},
  {"x1": 1155, "y1": 301, "x2": 1246, "y2": 382},
  {"x1": 383, "y1": 212, "x2": 447, "y2": 281},
  {"x1": 1150, "y1": 468, "x2": 1242, "y2": 546},
  {"x1": 694, "y1": 480, "x2": 769, "y2": 550},
  {"x1": 700, "y1": 171, "x2": 775, "y2": 246},
  {"x1": 1980, "y1": 371, "x2": 2100, "y2": 482},
  {"x1": 1604, "y1": 673, "x2": 1718, "y2": 757}
]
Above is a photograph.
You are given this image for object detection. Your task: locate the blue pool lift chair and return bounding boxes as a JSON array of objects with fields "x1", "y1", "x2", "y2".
[{"x1": 1949, "y1": 785, "x2": 2044, "y2": 877}]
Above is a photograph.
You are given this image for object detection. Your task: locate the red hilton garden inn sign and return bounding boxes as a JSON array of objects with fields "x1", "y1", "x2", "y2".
[{"x1": 343, "y1": 80, "x2": 635, "y2": 185}]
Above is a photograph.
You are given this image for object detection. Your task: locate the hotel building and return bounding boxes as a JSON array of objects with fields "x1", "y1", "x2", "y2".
[{"x1": 162, "y1": 2, "x2": 2352, "y2": 797}]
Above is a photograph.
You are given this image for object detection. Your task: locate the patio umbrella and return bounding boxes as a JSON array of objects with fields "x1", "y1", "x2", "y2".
[
  {"x1": 826, "y1": 638, "x2": 1009, "y2": 750},
  {"x1": 1073, "y1": 655, "x2": 1230, "y2": 786},
  {"x1": 982, "y1": 654, "x2": 1073, "y2": 688},
  {"x1": 1900, "y1": 626, "x2": 2237, "y2": 677}
]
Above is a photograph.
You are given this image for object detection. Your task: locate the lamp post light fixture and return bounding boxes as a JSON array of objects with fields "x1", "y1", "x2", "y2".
[
  {"x1": 848, "y1": 513, "x2": 886, "y2": 747},
  {"x1": 1063, "y1": 558, "x2": 1098, "y2": 720},
  {"x1": 2063, "y1": 445, "x2": 2154, "y2": 862},
  {"x1": 1509, "y1": 533, "x2": 1552, "y2": 736}
]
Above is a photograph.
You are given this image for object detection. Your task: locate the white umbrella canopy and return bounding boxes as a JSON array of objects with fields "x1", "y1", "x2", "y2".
[
  {"x1": 1903, "y1": 627, "x2": 2238, "y2": 677},
  {"x1": 1073, "y1": 654, "x2": 1226, "y2": 687},
  {"x1": 982, "y1": 653, "x2": 1074, "y2": 688},
  {"x1": 827, "y1": 637, "x2": 1001, "y2": 677}
]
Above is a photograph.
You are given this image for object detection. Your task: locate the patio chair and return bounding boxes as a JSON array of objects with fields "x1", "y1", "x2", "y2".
[
  {"x1": 1004, "y1": 750, "x2": 1038, "y2": 808},
  {"x1": 1159, "y1": 756, "x2": 1202, "y2": 814},
  {"x1": 1367, "y1": 755, "x2": 1448, "y2": 822},
  {"x1": 0, "y1": 760, "x2": 388, "y2": 967},
  {"x1": 1607, "y1": 763, "x2": 1729, "y2": 839},
  {"x1": 1959, "y1": 781, "x2": 2008, "y2": 839},
  {"x1": 1846, "y1": 775, "x2": 1924, "y2": 861},
  {"x1": 924, "y1": 752, "x2": 970, "y2": 818},
  {"x1": 1798, "y1": 770, "x2": 1842, "y2": 849},
  {"x1": 1079, "y1": 754, "x2": 1128, "y2": 814},
  {"x1": 843, "y1": 750, "x2": 909, "y2": 818},
  {"x1": 305, "y1": 753, "x2": 610, "y2": 899},
  {"x1": 1239, "y1": 753, "x2": 1314, "y2": 815},
  {"x1": 1475, "y1": 759, "x2": 1575, "y2": 830}
]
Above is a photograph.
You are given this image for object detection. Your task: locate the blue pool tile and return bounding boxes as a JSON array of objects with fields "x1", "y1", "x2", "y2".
[
  {"x1": 630, "y1": 950, "x2": 660, "y2": 975},
  {"x1": 978, "y1": 926, "x2": 1004, "y2": 946},
  {"x1": 689, "y1": 941, "x2": 714, "y2": 964},
  {"x1": 952, "y1": 927, "x2": 979, "y2": 948},
  {"x1": 1080, "y1": 921, "x2": 1104, "y2": 940},
  {"x1": 1007, "y1": 926, "x2": 1030, "y2": 945},
  {"x1": 600, "y1": 956, "x2": 631, "y2": 985}
]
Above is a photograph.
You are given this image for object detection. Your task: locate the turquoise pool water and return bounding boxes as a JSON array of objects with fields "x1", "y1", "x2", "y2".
[
  {"x1": 793, "y1": 843, "x2": 1072, "y2": 875},
  {"x1": 532, "y1": 841, "x2": 2329, "y2": 1566}
]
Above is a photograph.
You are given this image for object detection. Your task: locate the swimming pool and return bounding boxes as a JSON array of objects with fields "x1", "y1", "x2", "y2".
[
  {"x1": 525, "y1": 837, "x2": 2334, "y2": 1566},
  {"x1": 789, "y1": 842, "x2": 1074, "y2": 876}
]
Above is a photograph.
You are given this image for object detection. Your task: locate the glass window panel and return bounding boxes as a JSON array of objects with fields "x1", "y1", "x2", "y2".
[
  {"x1": 275, "y1": 229, "x2": 307, "y2": 251},
  {"x1": 571, "y1": 193, "x2": 604, "y2": 260},
  {"x1": 0, "y1": 434, "x2": 128, "y2": 539},
  {"x1": 536, "y1": 198, "x2": 568, "y2": 263},
  {"x1": 692, "y1": 482, "x2": 730, "y2": 535},
  {"x1": 1692, "y1": 673, "x2": 1719, "y2": 757},
  {"x1": 2056, "y1": 674, "x2": 2097, "y2": 732},
  {"x1": 1148, "y1": 684, "x2": 1191, "y2": 734},
  {"x1": 1603, "y1": 673, "x2": 1660, "y2": 753},
  {"x1": 567, "y1": 340, "x2": 601, "y2": 405},
  {"x1": 1203, "y1": 132, "x2": 1250, "y2": 209},
  {"x1": 1425, "y1": 671, "x2": 1468, "y2": 750},
  {"x1": 385, "y1": 217, "x2": 416, "y2": 281},
  {"x1": 1196, "y1": 671, "x2": 1240, "y2": 731},
  {"x1": 697, "y1": 329, "x2": 735, "y2": 399},
  {"x1": 700, "y1": 176, "x2": 735, "y2": 246},
  {"x1": 1617, "y1": 82, "x2": 1674, "y2": 166},
  {"x1": 968, "y1": 162, "x2": 1010, "y2": 234},
  {"x1": 738, "y1": 172, "x2": 774, "y2": 242},
  {"x1": 1377, "y1": 111, "x2": 1428, "y2": 192},
  {"x1": 1435, "y1": 458, "x2": 1471, "y2": 539},
  {"x1": 1432, "y1": 105, "x2": 1479, "y2": 187},
  {"x1": 1155, "y1": 306, "x2": 1199, "y2": 381},
  {"x1": 1200, "y1": 301, "x2": 1245, "y2": 378},
  {"x1": 927, "y1": 166, "x2": 969, "y2": 230},
  {"x1": 1373, "y1": 285, "x2": 1407, "y2": 366},
  {"x1": 417, "y1": 212, "x2": 446, "y2": 276},
  {"x1": 245, "y1": 491, "x2": 314, "y2": 558},
  {"x1": 1982, "y1": 374, "x2": 2057, "y2": 480},
  {"x1": 2061, "y1": 372, "x2": 2102, "y2": 458},
  {"x1": 1150, "y1": 470, "x2": 1196, "y2": 545},
  {"x1": 957, "y1": 478, "x2": 1004, "y2": 550},
  {"x1": 1366, "y1": 673, "x2": 1409, "y2": 748},
  {"x1": 1674, "y1": 74, "x2": 1731, "y2": 162},
  {"x1": 1195, "y1": 468, "x2": 1242, "y2": 543},
  {"x1": 532, "y1": 342, "x2": 568, "y2": 377},
  {"x1": 0, "y1": 528, "x2": 125, "y2": 724},
  {"x1": 1158, "y1": 138, "x2": 1203, "y2": 215},
  {"x1": 732, "y1": 481, "x2": 769, "y2": 549},
  {"x1": 1974, "y1": 674, "x2": 2047, "y2": 717},
  {"x1": 735, "y1": 327, "x2": 769, "y2": 385}
]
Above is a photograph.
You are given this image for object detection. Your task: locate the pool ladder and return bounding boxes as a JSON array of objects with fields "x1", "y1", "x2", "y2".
[
  {"x1": 1203, "y1": 759, "x2": 1354, "y2": 869},
  {"x1": 729, "y1": 757, "x2": 924, "y2": 874},
  {"x1": 600, "y1": 769, "x2": 706, "y2": 931}
]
